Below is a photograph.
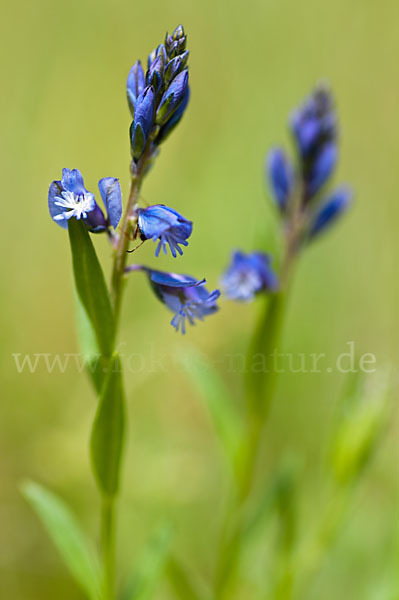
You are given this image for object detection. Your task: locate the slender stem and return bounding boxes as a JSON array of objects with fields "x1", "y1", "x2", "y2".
[
  {"x1": 101, "y1": 152, "x2": 151, "y2": 599},
  {"x1": 111, "y1": 173, "x2": 142, "y2": 327},
  {"x1": 215, "y1": 239, "x2": 299, "y2": 597},
  {"x1": 101, "y1": 496, "x2": 116, "y2": 600}
]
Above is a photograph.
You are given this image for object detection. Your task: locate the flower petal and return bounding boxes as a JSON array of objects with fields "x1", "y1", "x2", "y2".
[
  {"x1": 61, "y1": 168, "x2": 86, "y2": 195},
  {"x1": 48, "y1": 180, "x2": 68, "y2": 229},
  {"x1": 98, "y1": 178, "x2": 122, "y2": 229}
]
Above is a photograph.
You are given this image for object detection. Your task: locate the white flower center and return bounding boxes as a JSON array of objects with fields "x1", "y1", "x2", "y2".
[{"x1": 53, "y1": 190, "x2": 95, "y2": 221}]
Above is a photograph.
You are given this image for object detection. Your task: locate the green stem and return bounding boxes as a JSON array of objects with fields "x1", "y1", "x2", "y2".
[
  {"x1": 101, "y1": 496, "x2": 116, "y2": 600},
  {"x1": 111, "y1": 173, "x2": 143, "y2": 328},
  {"x1": 215, "y1": 246, "x2": 297, "y2": 598},
  {"x1": 101, "y1": 152, "x2": 151, "y2": 599}
]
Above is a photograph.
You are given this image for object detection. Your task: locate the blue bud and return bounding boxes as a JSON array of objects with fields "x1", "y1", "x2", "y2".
[
  {"x1": 267, "y1": 148, "x2": 295, "y2": 211},
  {"x1": 290, "y1": 86, "x2": 336, "y2": 158},
  {"x1": 172, "y1": 24, "x2": 185, "y2": 42},
  {"x1": 165, "y1": 24, "x2": 187, "y2": 58},
  {"x1": 130, "y1": 86, "x2": 155, "y2": 160},
  {"x1": 157, "y1": 86, "x2": 190, "y2": 144},
  {"x1": 146, "y1": 55, "x2": 164, "y2": 95},
  {"x1": 126, "y1": 61, "x2": 145, "y2": 118},
  {"x1": 221, "y1": 251, "x2": 279, "y2": 302},
  {"x1": 164, "y1": 56, "x2": 183, "y2": 86},
  {"x1": 309, "y1": 187, "x2": 352, "y2": 239},
  {"x1": 148, "y1": 44, "x2": 167, "y2": 70},
  {"x1": 156, "y1": 70, "x2": 189, "y2": 126},
  {"x1": 306, "y1": 142, "x2": 337, "y2": 198}
]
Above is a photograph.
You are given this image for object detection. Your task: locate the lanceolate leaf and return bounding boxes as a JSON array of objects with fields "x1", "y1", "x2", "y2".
[
  {"x1": 21, "y1": 481, "x2": 101, "y2": 600},
  {"x1": 90, "y1": 353, "x2": 125, "y2": 496},
  {"x1": 68, "y1": 218, "x2": 115, "y2": 358},
  {"x1": 179, "y1": 347, "x2": 244, "y2": 479},
  {"x1": 75, "y1": 291, "x2": 108, "y2": 394},
  {"x1": 121, "y1": 522, "x2": 174, "y2": 600}
]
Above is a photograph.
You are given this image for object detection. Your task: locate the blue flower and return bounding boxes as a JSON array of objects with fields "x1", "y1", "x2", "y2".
[
  {"x1": 221, "y1": 251, "x2": 279, "y2": 302},
  {"x1": 309, "y1": 187, "x2": 352, "y2": 239},
  {"x1": 126, "y1": 267, "x2": 220, "y2": 333},
  {"x1": 267, "y1": 148, "x2": 295, "y2": 211},
  {"x1": 48, "y1": 169, "x2": 122, "y2": 232},
  {"x1": 136, "y1": 205, "x2": 193, "y2": 257}
]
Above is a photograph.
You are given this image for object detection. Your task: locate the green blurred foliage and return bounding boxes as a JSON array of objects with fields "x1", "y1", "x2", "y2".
[{"x1": 1, "y1": 0, "x2": 398, "y2": 598}]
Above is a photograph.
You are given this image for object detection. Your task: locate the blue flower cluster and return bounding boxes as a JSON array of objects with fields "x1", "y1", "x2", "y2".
[
  {"x1": 47, "y1": 26, "x2": 219, "y2": 335},
  {"x1": 128, "y1": 24, "x2": 190, "y2": 163},
  {"x1": 124, "y1": 26, "x2": 219, "y2": 332},
  {"x1": 267, "y1": 86, "x2": 352, "y2": 240}
]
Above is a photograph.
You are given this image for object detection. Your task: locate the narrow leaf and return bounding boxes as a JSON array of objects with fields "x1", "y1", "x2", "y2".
[
  {"x1": 121, "y1": 522, "x2": 173, "y2": 600},
  {"x1": 90, "y1": 352, "x2": 125, "y2": 496},
  {"x1": 166, "y1": 556, "x2": 206, "y2": 600},
  {"x1": 68, "y1": 218, "x2": 115, "y2": 358},
  {"x1": 179, "y1": 347, "x2": 244, "y2": 478},
  {"x1": 21, "y1": 480, "x2": 101, "y2": 600},
  {"x1": 245, "y1": 456, "x2": 301, "y2": 541},
  {"x1": 75, "y1": 291, "x2": 108, "y2": 394}
]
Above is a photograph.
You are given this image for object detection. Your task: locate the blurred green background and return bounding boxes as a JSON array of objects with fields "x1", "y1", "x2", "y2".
[{"x1": 1, "y1": 0, "x2": 398, "y2": 598}]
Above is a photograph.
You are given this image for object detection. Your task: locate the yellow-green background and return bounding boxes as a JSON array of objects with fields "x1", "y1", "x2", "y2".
[{"x1": 1, "y1": 0, "x2": 398, "y2": 598}]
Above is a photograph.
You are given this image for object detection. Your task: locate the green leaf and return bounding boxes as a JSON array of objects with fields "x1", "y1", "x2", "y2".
[
  {"x1": 75, "y1": 291, "x2": 109, "y2": 394},
  {"x1": 21, "y1": 480, "x2": 101, "y2": 600},
  {"x1": 121, "y1": 522, "x2": 174, "y2": 600},
  {"x1": 68, "y1": 218, "x2": 115, "y2": 358},
  {"x1": 178, "y1": 347, "x2": 244, "y2": 479},
  {"x1": 166, "y1": 556, "x2": 206, "y2": 600},
  {"x1": 90, "y1": 352, "x2": 125, "y2": 496}
]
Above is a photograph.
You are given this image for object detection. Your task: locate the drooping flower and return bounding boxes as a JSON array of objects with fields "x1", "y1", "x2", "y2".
[
  {"x1": 48, "y1": 169, "x2": 122, "y2": 232},
  {"x1": 135, "y1": 205, "x2": 193, "y2": 257},
  {"x1": 221, "y1": 251, "x2": 279, "y2": 302},
  {"x1": 126, "y1": 266, "x2": 220, "y2": 333},
  {"x1": 309, "y1": 187, "x2": 352, "y2": 239}
]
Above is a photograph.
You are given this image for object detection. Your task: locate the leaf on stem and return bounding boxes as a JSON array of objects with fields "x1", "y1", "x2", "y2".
[
  {"x1": 90, "y1": 352, "x2": 125, "y2": 497},
  {"x1": 121, "y1": 522, "x2": 174, "y2": 600},
  {"x1": 178, "y1": 347, "x2": 244, "y2": 480},
  {"x1": 75, "y1": 291, "x2": 109, "y2": 394},
  {"x1": 166, "y1": 555, "x2": 207, "y2": 600},
  {"x1": 68, "y1": 218, "x2": 115, "y2": 359},
  {"x1": 21, "y1": 480, "x2": 101, "y2": 600}
]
